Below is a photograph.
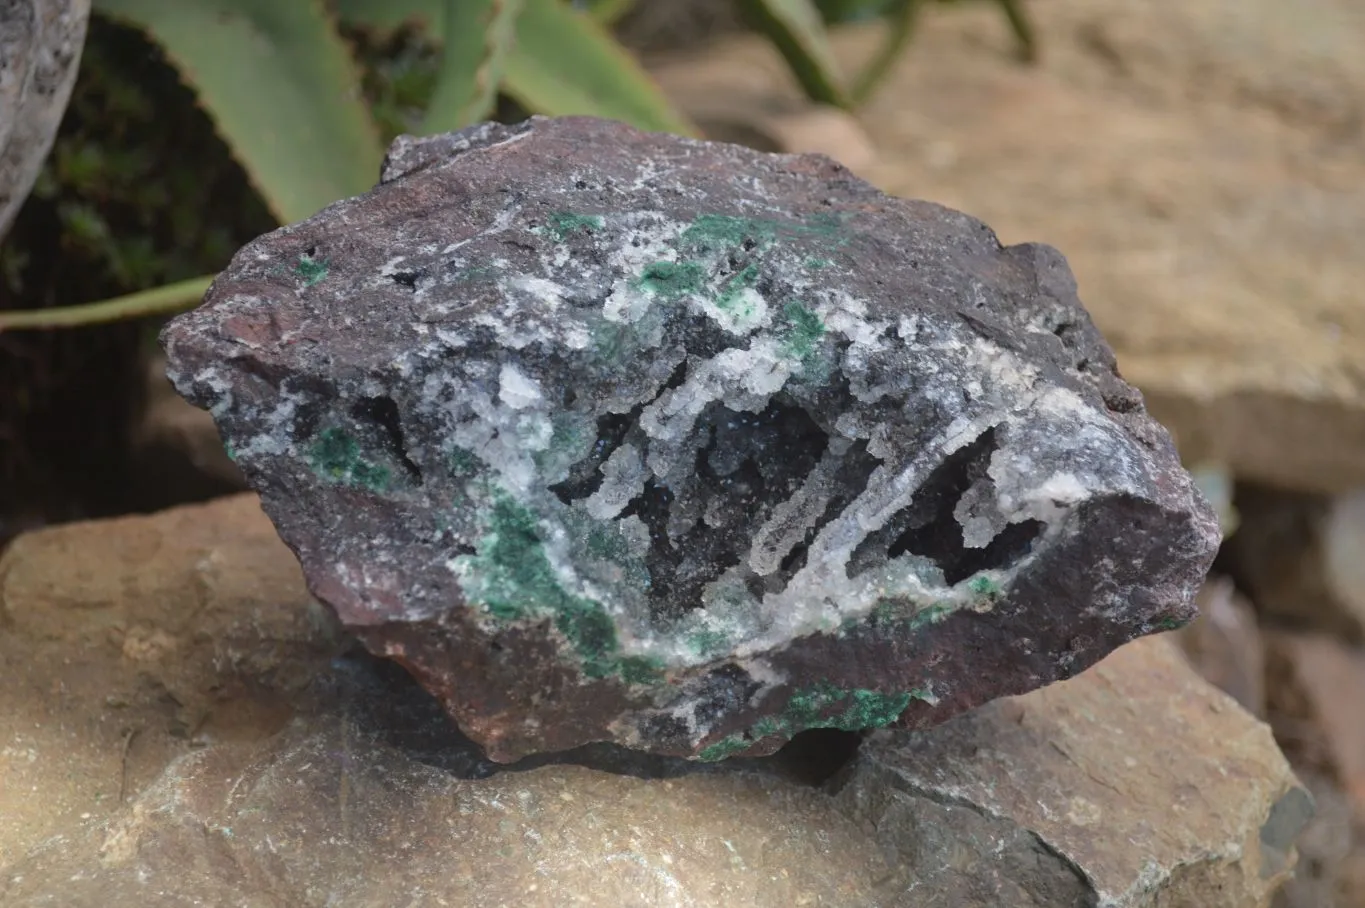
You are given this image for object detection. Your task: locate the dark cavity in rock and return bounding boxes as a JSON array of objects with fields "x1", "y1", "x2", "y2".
[{"x1": 850, "y1": 426, "x2": 1046, "y2": 585}]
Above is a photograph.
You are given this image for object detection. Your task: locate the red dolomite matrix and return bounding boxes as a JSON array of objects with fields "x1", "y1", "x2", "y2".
[{"x1": 160, "y1": 117, "x2": 1220, "y2": 762}]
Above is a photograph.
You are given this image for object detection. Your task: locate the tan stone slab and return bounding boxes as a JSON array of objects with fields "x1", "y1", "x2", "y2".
[
  {"x1": 6, "y1": 727, "x2": 897, "y2": 907},
  {"x1": 0, "y1": 494, "x2": 338, "y2": 866},
  {"x1": 837, "y1": 634, "x2": 1311, "y2": 907},
  {"x1": 648, "y1": 0, "x2": 1365, "y2": 492},
  {"x1": 0, "y1": 496, "x2": 1311, "y2": 906}
]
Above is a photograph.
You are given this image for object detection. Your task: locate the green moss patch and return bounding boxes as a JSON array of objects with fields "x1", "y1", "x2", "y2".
[
  {"x1": 627, "y1": 213, "x2": 857, "y2": 347},
  {"x1": 684, "y1": 627, "x2": 732, "y2": 660},
  {"x1": 717, "y1": 264, "x2": 761, "y2": 311},
  {"x1": 447, "y1": 446, "x2": 479, "y2": 477},
  {"x1": 677, "y1": 212, "x2": 853, "y2": 256}
]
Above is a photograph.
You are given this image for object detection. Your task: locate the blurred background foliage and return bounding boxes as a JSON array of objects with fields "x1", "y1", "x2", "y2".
[{"x1": 0, "y1": 0, "x2": 1034, "y2": 534}]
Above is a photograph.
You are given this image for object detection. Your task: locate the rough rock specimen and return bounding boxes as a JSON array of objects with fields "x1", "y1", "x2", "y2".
[{"x1": 161, "y1": 116, "x2": 1219, "y2": 762}]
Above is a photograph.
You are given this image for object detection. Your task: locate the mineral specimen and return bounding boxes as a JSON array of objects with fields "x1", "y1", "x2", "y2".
[{"x1": 161, "y1": 116, "x2": 1220, "y2": 762}]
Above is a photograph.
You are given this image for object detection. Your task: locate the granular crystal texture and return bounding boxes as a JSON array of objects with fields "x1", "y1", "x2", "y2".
[{"x1": 161, "y1": 116, "x2": 1220, "y2": 762}]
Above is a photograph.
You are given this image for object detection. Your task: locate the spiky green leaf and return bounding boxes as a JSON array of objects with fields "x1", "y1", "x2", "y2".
[
  {"x1": 504, "y1": 0, "x2": 695, "y2": 134},
  {"x1": 989, "y1": 0, "x2": 1038, "y2": 62},
  {"x1": 814, "y1": 0, "x2": 897, "y2": 22},
  {"x1": 422, "y1": 0, "x2": 525, "y2": 134},
  {"x1": 93, "y1": 0, "x2": 385, "y2": 224},
  {"x1": 581, "y1": 0, "x2": 638, "y2": 25},
  {"x1": 737, "y1": 0, "x2": 850, "y2": 108},
  {"x1": 332, "y1": 0, "x2": 434, "y2": 31},
  {"x1": 336, "y1": 0, "x2": 697, "y2": 136},
  {"x1": 849, "y1": 0, "x2": 920, "y2": 105}
]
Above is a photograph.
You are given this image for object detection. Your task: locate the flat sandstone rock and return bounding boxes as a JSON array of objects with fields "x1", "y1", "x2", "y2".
[
  {"x1": 834, "y1": 636, "x2": 1313, "y2": 907},
  {"x1": 162, "y1": 116, "x2": 1219, "y2": 762},
  {"x1": 0, "y1": 638, "x2": 1310, "y2": 908},
  {"x1": 0, "y1": 498, "x2": 1307, "y2": 907}
]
